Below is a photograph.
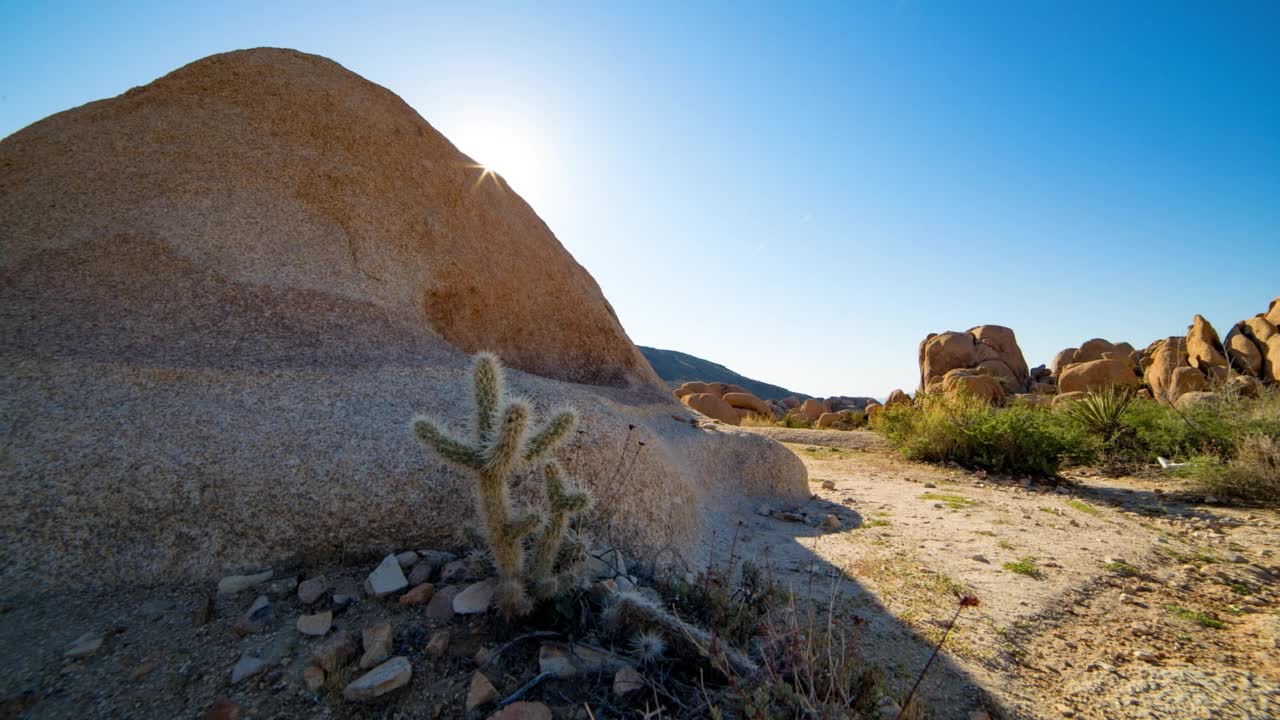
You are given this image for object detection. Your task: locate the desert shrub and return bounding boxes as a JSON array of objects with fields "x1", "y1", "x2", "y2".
[
  {"x1": 1183, "y1": 433, "x2": 1280, "y2": 505},
  {"x1": 739, "y1": 413, "x2": 781, "y2": 428},
  {"x1": 876, "y1": 392, "x2": 1089, "y2": 476},
  {"x1": 1104, "y1": 388, "x2": 1280, "y2": 466},
  {"x1": 780, "y1": 413, "x2": 813, "y2": 429}
]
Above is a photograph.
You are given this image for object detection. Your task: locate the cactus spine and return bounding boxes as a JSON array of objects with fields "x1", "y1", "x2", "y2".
[{"x1": 412, "y1": 352, "x2": 587, "y2": 616}]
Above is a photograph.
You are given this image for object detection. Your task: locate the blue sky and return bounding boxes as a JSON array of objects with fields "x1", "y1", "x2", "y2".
[{"x1": 3, "y1": 2, "x2": 1277, "y2": 396}]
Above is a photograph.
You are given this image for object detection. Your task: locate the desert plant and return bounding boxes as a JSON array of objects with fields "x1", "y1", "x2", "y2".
[
  {"x1": 412, "y1": 352, "x2": 589, "y2": 615},
  {"x1": 1184, "y1": 433, "x2": 1280, "y2": 505}
]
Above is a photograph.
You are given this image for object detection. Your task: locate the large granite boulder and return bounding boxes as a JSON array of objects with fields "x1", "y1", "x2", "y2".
[
  {"x1": 1057, "y1": 356, "x2": 1141, "y2": 394},
  {"x1": 1186, "y1": 315, "x2": 1230, "y2": 382},
  {"x1": 0, "y1": 49, "x2": 807, "y2": 596},
  {"x1": 919, "y1": 325, "x2": 1031, "y2": 397}
]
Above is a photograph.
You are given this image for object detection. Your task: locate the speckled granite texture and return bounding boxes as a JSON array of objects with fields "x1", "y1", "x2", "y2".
[{"x1": 0, "y1": 48, "x2": 806, "y2": 597}]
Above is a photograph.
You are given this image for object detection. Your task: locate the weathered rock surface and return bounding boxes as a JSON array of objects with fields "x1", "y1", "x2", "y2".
[
  {"x1": 884, "y1": 389, "x2": 911, "y2": 408},
  {"x1": 343, "y1": 656, "x2": 411, "y2": 702},
  {"x1": 919, "y1": 326, "x2": 1030, "y2": 396},
  {"x1": 1057, "y1": 357, "x2": 1141, "y2": 394},
  {"x1": 680, "y1": 392, "x2": 740, "y2": 424},
  {"x1": 0, "y1": 49, "x2": 807, "y2": 594},
  {"x1": 940, "y1": 369, "x2": 1006, "y2": 405},
  {"x1": 1186, "y1": 315, "x2": 1229, "y2": 382}
]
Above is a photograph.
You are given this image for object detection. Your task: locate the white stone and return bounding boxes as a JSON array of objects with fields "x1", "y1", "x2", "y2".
[
  {"x1": 343, "y1": 656, "x2": 412, "y2": 701},
  {"x1": 217, "y1": 569, "x2": 273, "y2": 595},
  {"x1": 364, "y1": 554, "x2": 408, "y2": 598},
  {"x1": 64, "y1": 632, "x2": 103, "y2": 659},
  {"x1": 296, "y1": 611, "x2": 332, "y2": 636},
  {"x1": 230, "y1": 653, "x2": 266, "y2": 684},
  {"x1": 452, "y1": 579, "x2": 496, "y2": 615}
]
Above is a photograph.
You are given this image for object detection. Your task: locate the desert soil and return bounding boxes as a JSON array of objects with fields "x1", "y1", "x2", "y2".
[
  {"x1": 734, "y1": 427, "x2": 1280, "y2": 719},
  {"x1": 2, "y1": 429, "x2": 1277, "y2": 720}
]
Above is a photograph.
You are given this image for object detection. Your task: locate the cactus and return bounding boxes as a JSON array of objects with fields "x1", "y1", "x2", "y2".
[
  {"x1": 604, "y1": 590, "x2": 759, "y2": 677},
  {"x1": 412, "y1": 352, "x2": 588, "y2": 616}
]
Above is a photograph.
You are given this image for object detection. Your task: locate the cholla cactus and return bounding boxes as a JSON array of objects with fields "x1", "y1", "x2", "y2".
[
  {"x1": 605, "y1": 591, "x2": 758, "y2": 676},
  {"x1": 412, "y1": 352, "x2": 587, "y2": 616}
]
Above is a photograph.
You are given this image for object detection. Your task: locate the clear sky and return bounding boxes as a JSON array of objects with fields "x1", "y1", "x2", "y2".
[{"x1": 3, "y1": 2, "x2": 1277, "y2": 397}]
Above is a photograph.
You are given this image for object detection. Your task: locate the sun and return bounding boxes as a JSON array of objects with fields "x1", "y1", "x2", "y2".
[{"x1": 454, "y1": 124, "x2": 542, "y2": 195}]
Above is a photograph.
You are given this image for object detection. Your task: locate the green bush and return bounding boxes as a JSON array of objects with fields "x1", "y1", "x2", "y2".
[
  {"x1": 876, "y1": 392, "x2": 1089, "y2": 476},
  {"x1": 1182, "y1": 433, "x2": 1280, "y2": 505}
]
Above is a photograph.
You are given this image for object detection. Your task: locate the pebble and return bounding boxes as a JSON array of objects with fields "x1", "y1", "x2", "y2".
[
  {"x1": 453, "y1": 579, "x2": 497, "y2": 615},
  {"x1": 233, "y1": 595, "x2": 272, "y2": 636},
  {"x1": 426, "y1": 586, "x2": 460, "y2": 622},
  {"x1": 229, "y1": 653, "x2": 265, "y2": 684},
  {"x1": 395, "y1": 551, "x2": 419, "y2": 568},
  {"x1": 343, "y1": 656, "x2": 412, "y2": 702},
  {"x1": 425, "y1": 630, "x2": 450, "y2": 658},
  {"x1": 466, "y1": 671, "x2": 498, "y2": 711},
  {"x1": 192, "y1": 595, "x2": 212, "y2": 626},
  {"x1": 822, "y1": 514, "x2": 842, "y2": 531},
  {"x1": 297, "y1": 576, "x2": 328, "y2": 604},
  {"x1": 487, "y1": 701, "x2": 552, "y2": 720},
  {"x1": 64, "y1": 631, "x2": 103, "y2": 659},
  {"x1": 399, "y1": 583, "x2": 435, "y2": 606},
  {"x1": 296, "y1": 611, "x2": 332, "y2": 637},
  {"x1": 365, "y1": 554, "x2": 409, "y2": 597},
  {"x1": 408, "y1": 562, "x2": 434, "y2": 586},
  {"x1": 1133, "y1": 650, "x2": 1157, "y2": 663},
  {"x1": 266, "y1": 576, "x2": 298, "y2": 599},
  {"x1": 613, "y1": 666, "x2": 644, "y2": 696},
  {"x1": 217, "y1": 570, "x2": 273, "y2": 595},
  {"x1": 360, "y1": 622, "x2": 393, "y2": 669},
  {"x1": 312, "y1": 630, "x2": 357, "y2": 672},
  {"x1": 539, "y1": 643, "x2": 576, "y2": 678},
  {"x1": 821, "y1": 480, "x2": 836, "y2": 490},
  {"x1": 971, "y1": 555, "x2": 989, "y2": 563}
]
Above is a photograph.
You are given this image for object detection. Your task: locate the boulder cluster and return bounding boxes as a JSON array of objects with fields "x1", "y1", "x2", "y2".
[
  {"x1": 673, "y1": 382, "x2": 879, "y2": 428},
  {"x1": 913, "y1": 298, "x2": 1280, "y2": 409}
]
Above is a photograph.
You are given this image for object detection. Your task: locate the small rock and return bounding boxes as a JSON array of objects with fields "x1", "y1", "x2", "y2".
[
  {"x1": 408, "y1": 562, "x2": 434, "y2": 586},
  {"x1": 425, "y1": 630, "x2": 450, "y2": 658},
  {"x1": 399, "y1": 583, "x2": 435, "y2": 606},
  {"x1": 395, "y1": 551, "x2": 420, "y2": 568},
  {"x1": 217, "y1": 570, "x2": 273, "y2": 595},
  {"x1": 233, "y1": 595, "x2": 272, "y2": 636},
  {"x1": 296, "y1": 611, "x2": 332, "y2": 637},
  {"x1": 64, "y1": 632, "x2": 103, "y2": 659},
  {"x1": 779, "y1": 511, "x2": 805, "y2": 522},
  {"x1": 487, "y1": 702, "x2": 552, "y2": 720},
  {"x1": 426, "y1": 586, "x2": 460, "y2": 622},
  {"x1": 1133, "y1": 649, "x2": 1157, "y2": 663},
  {"x1": 205, "y1": 696, "x2": 241, "y2": 720},
  {"x1": 192, "y1": 595, "x2": 212, "y2": 626},
  {"x1": 343, "y1": 656, "x2": 412, "y2": 702},
  {"x1": 1054, "y1": 704, "x2": 1074, "y2": 718},
  {"x1": 312, "y1": 630, "x2": 358, "y2": 672},
  {"x1": 538, "y1": 643, "x2": 575, "y2": 678},
  {"x1": 297, "y1": 576, "x2": 328, "y2": 605},
  {"x1": 755, "y1": 505, "x2": 772, "y2": 517},
  {"x1": 1104, "y1": 556, "x2": 1127, "y2": 566},
  {"x1": 230, "y1": 653, "x2": 265, "y2": 684},
  {"x1": 303, "y1": 665, "x2": 325, "y2": 692},
  {"x1": 586, "y1": 548, "x2": 627, "y2": 579},
  {"x1": 474, "y1": 646, "x2": 491, "y2": 665},
  {"x1": 1228, "y1": 554, "x2": 1247, "y2": 563},
  {"x1": 453, "y1": 579, "x2": 497, "y2": 615},
  {"x1": 1119, "y1": 593, "x2": 1139, "y2": 606},
  {"x1": 821, "y1": 514, "x2": 841, "y2": 531},
  {"x1": 613, "y1": 666, "x2": 644, "y2": 696},
  {"x1": 365, "y1": 554, "x2": 409, "y2": 598},
  {"x1": 360, "y1": 622, "x2": 394, "y2": 669},
  {"x1": 439, "y1": 560, "x2": 469, "y2": 584},
  {"x1": 923, "y1": 482, "x2": 937, "y2": 488},
  {"x1": 138, "y1": 598, "x2": 176, "y2": 620},
  {"x1": 266, "y1": 576, "x2": 298, "y2": 599},
  {"x1": 971, "y1": 555, "x2": 989, "y2": 563},
  {"x1": 466, "y1": 671, "x2": 498, "y2": 711},
  {"x1": 821, "y1": 480, "x2": 836, "y2": 490}
]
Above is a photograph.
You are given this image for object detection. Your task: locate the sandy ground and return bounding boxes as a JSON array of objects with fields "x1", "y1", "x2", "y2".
[
  {"x1": 2, "y1": 430, "x2": 1277, "y2": 719},
  {"x1": 727, "y1": 429, "x2": 1280, "y2": 719}
]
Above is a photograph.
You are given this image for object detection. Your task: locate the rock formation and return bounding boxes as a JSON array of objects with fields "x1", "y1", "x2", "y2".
[
  {"x1": 918, "y1": 325, "x2": 1030, "y2": 400},
  {"x1": 0, "y1": 48, "x2": 807, "y2": 596},
  {"x1": 1223, "y1": 299, "x2": 1280, "y2": 384}
]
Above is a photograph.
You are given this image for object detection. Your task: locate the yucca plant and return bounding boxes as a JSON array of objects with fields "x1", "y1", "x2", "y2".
[{"x1": 1064, "y1": 384, "x2": 1137, "y2": 441}]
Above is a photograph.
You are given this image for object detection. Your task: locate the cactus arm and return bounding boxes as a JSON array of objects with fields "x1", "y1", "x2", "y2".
[
  {"x1": 485, "y1": 399, "x2": 530, "y2": 478},
  {"x1": 472, "y1": 352, "x2": 503, "y2": 443},
  {"x1": 523, "y1": 408, "x2": 578, "y2": 462},
  {"x1": 530, "y1": 460, "x2": 590, "y2": 581},
  {"x1": 412, "y1": 416, "x2": 484, "y2": 468}
]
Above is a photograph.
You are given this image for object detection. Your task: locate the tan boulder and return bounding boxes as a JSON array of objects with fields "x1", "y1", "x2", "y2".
[
  {"x1": 884, "y1": 389, "x2": 911, "y2": 408},
  {"x1": 1052, "y1": 391, "x2": 1088, "y2": 406},
  {"x1": 781, "y1": 396, "x2": 801, "y2": 410},
  {"x1": 1267, "y1": 297, "x2": 1280, "y2": 327},
  {"x1": 702, "y1": 382, "x2": 744, "y2": 398},
  {"x1": 1051, "y1": 348, "x2": 1078, "y2": 378},
  {"x1": 866, "y1": 404, "x2": 883, "y2": 423},
  {"x1": 795, "y1": 398, "x2": 828, "y2": 423},
  {"x1": 1175, "y1": 391, "x2": 1219, "y2": 410},
  {"x1": 941, "y1": 369, "x2": 1005, "y2": 405},
  {"x1": 673, "y1": 382, "x2": 710, "y2": 399},
  {"x1": 0, "y1": 49, "x2": 808, "y2": 594},
  {"x1": 1223, "y1": 323, "x2": 1264, "y2": 377},
  {"x1": 1030, "y1": 382, "x2": 1057, "y2": 395},
  {"x1": 815, "y1": 412, "x2": 841, "y2": 429},
  {"x1": 1186, "y1": 315, "x2": 1229, "y2": 382},
  {"x1": 920, "y1": 326, "x2": 1030, "y2": 394},
  {"x1": 681, "y1": 393, "x2": 741, "y2": 425},
  {"x1": 1244, "y1": 315, "x2": 1278, "y2": 343},
  {"x1": 1143, "y1": 337, "x2": 1191, "y2": 403},
  {"x1": 1265, "y1": 335, "x2": 1280, "y2": 384},
  {"x1": 1169, "y1": 366, "x2": 1207, "y2": 398},
  {"x1": 722, "y1": 392, "x2": 772, "y2": 418},
  {"x1": 1057, "y1": 358, "x2": 1140, "y2": 394}
]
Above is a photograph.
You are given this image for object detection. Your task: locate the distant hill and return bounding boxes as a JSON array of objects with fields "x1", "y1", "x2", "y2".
[{"x1": 638, "y1": 346, "x2": 807, "y2": 401}]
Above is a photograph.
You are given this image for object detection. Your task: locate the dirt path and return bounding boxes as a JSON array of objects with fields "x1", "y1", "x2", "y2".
[{"x1": 731, "y1": 429, "x2": 1280, "y2": 719}]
